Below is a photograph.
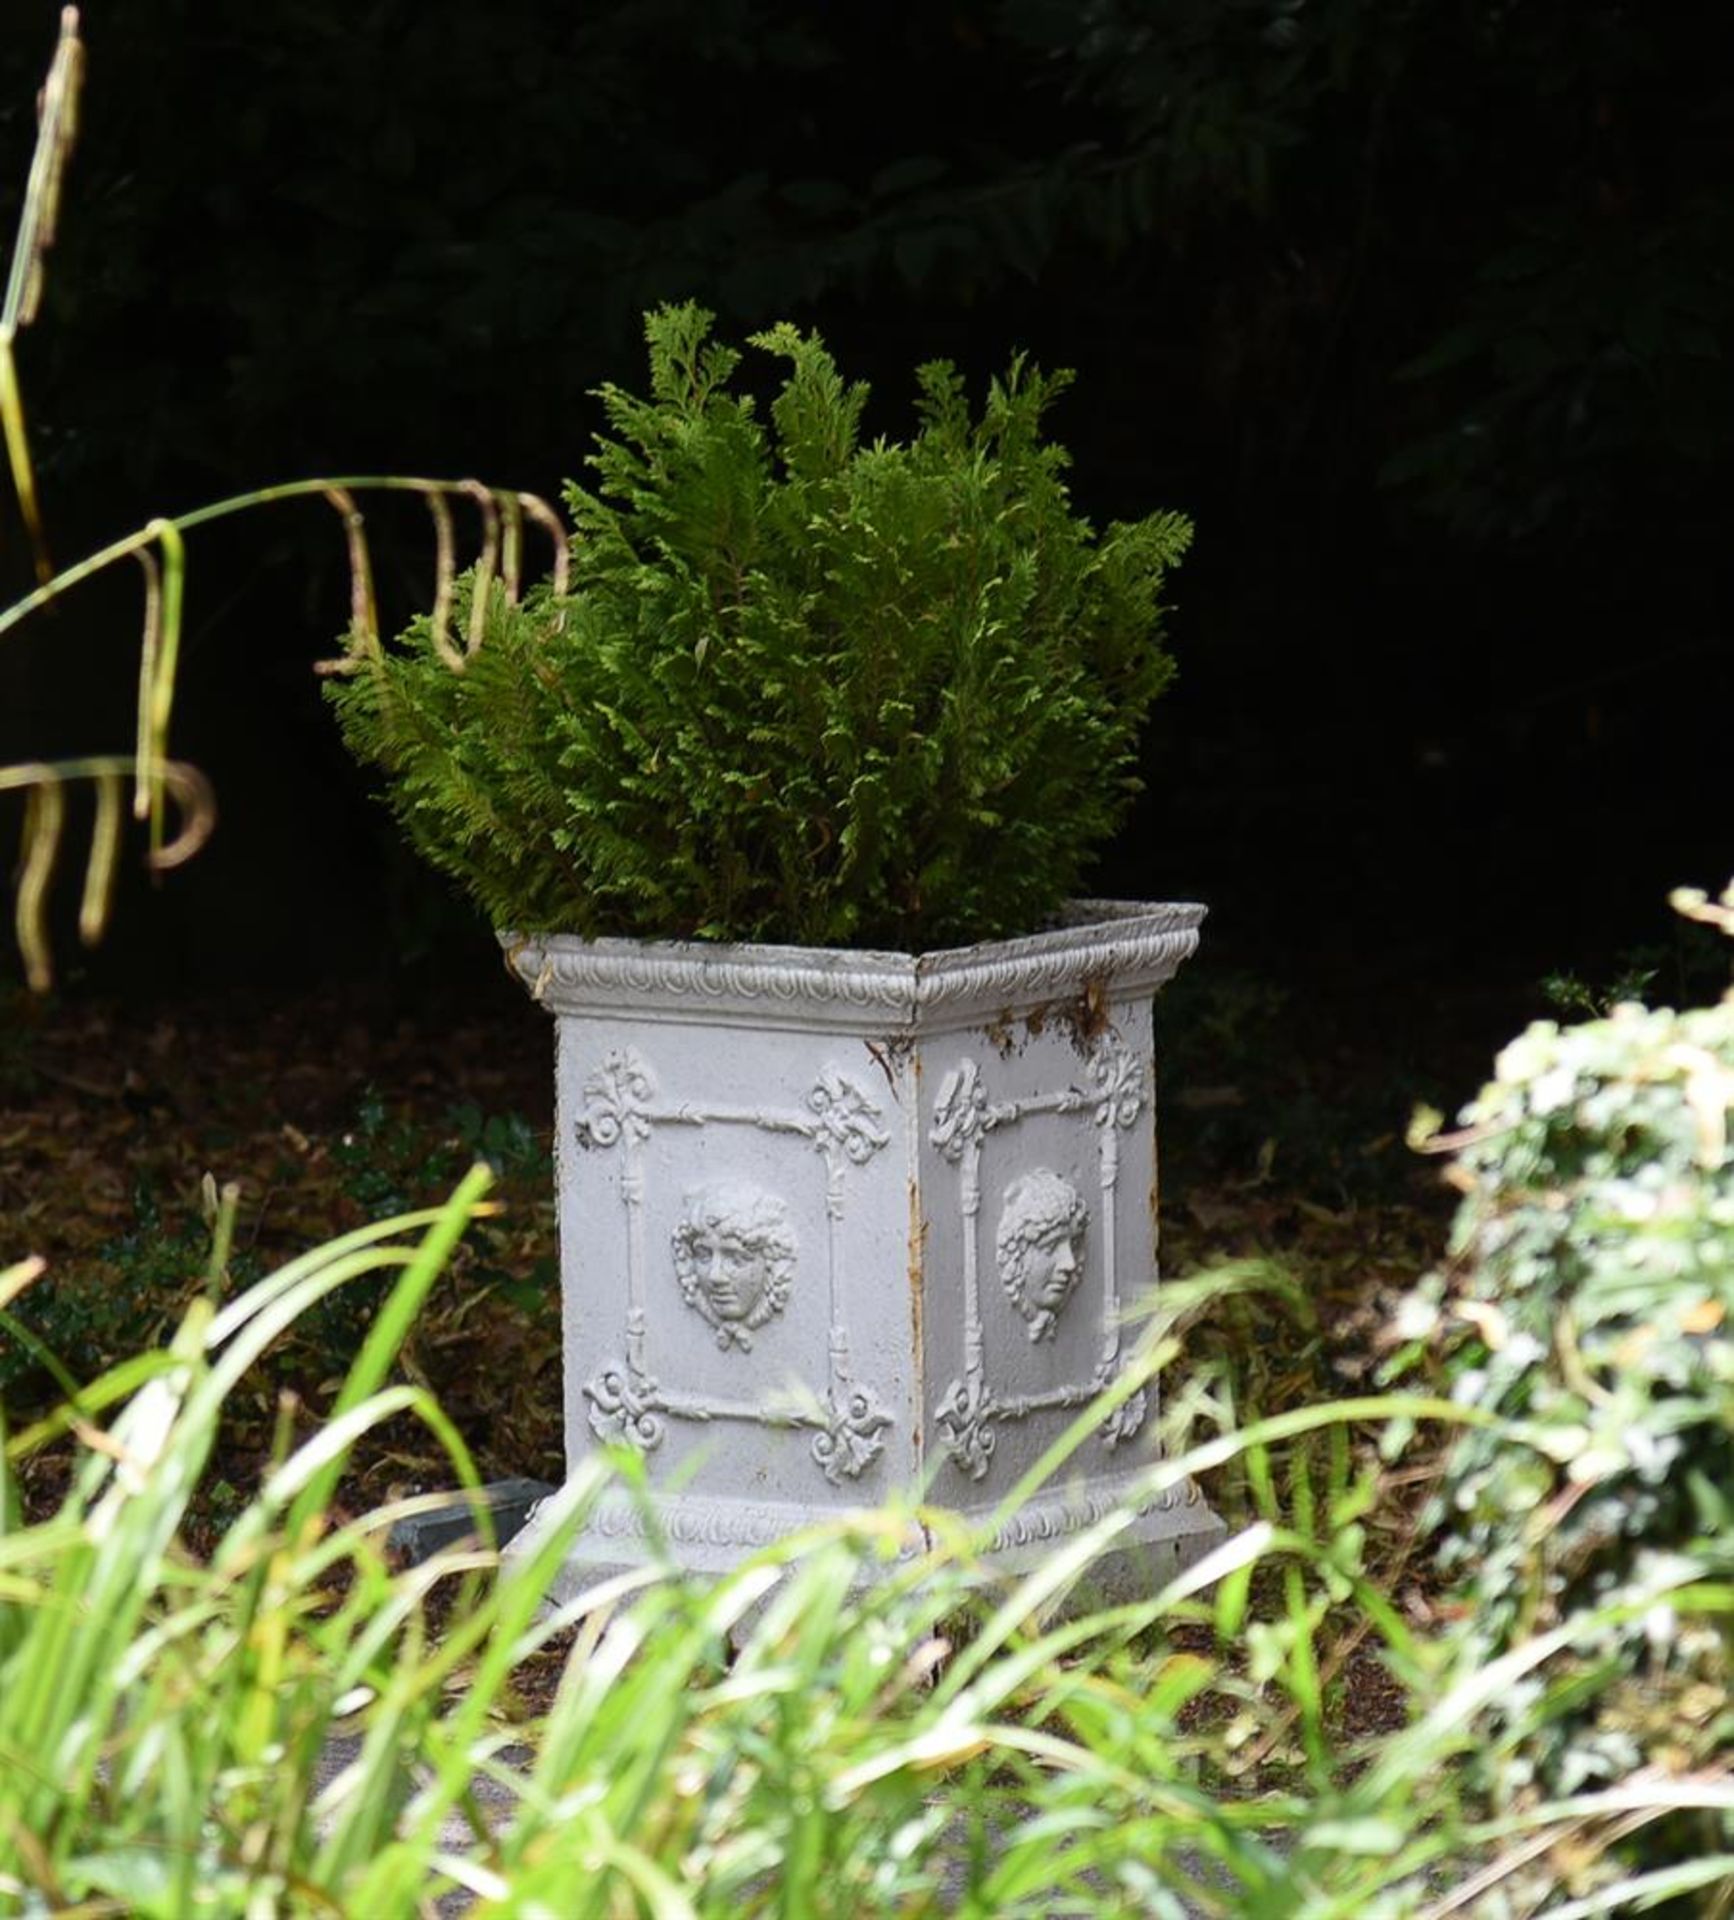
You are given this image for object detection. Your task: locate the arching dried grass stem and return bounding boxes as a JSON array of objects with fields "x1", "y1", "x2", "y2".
[
  {"x1": 142, "y1": 518, "x2": 185, "y2": 863},
  {"x1": 79, "y1": 766, "x2": 123, "y2": 946},
  {"x1": 458, "y1": 480, "x2": 500, "y2": 655},
  {"x1": 519, "y1": 492, "x2": 571, "y2": 602},
  {"x1": 420, "y1": 485, "x2": 462, "y2": 671},
  {"x1": 324, "y1": 487, "x2": 378, "y2": 659},
  {"x1": 2, "y1": 756, "x2": 215, "y2": 987},
  {"x1": 131, "y1": 543, "x2": 162, "y2": 820},
  {"x1": 500, "y1": 490, "x2": 524, "y2": 607},
  {"x1": 14, "y1": 777, "x2": 64, "y2": 991}
]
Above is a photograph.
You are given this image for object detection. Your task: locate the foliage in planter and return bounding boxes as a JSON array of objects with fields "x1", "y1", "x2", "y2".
[
  {"x1": 1395, "y1": 879, "x2": 1734, "y2": 1873},
  {"x1": 328, "y1": 302, "x2": 1192, "y2": 950}
]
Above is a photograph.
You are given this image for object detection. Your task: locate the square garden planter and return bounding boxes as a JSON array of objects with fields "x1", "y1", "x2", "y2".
[{"x1": 504, "y1": 900, "x2": 1219, "y2": 1601}]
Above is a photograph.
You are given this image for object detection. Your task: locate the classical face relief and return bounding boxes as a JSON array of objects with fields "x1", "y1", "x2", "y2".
[
  {"x1": 996, "y1": 1169, "x2": 1088, "y2": 1342},
  {"x1": 672, "y1": 1182, "x2": 796, "y2": 1350}
]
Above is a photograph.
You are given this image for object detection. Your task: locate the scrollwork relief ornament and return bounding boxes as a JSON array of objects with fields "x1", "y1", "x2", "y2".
[
  {"x1": 810, "y1": 1385, "x2": 894, "y2": 1484},
  {"x1": 807, "y1": 1068, "x2": 890, "y2": 1166},
  {"x1": 671, "y1": 1182, "x2": 796, "y2": 1351},
  {"x1": 1088, "y1": 1035, "x2": 1147, "y2": 1130},
  {"x1": 1096, "y1": 1380, "x2": 1149, "y2": 1451},
  {"x1": 996, "y1": 1169, "x2": 1089, "y2": 1342},
  {"x1": 930, "y1": 1059, "x2": 990, "y2": 1162},
  {"x1": 584, "y1": 1363, "x2": 665, "y2": 1452},
  {"x1": 574, "y1": 1047, "x2": 657, "y2": 1149},
  {"x1": 935, "y1": 1375, "x2": 998, "y2": 1482}
]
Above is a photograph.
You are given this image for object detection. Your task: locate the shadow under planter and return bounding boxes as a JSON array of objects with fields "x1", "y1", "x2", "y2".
[{"x1": 502, "y1": 901, "x2": 1221, "y2": 1603}]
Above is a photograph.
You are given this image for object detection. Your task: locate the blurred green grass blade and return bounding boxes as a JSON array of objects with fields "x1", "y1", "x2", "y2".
[
  {"x1": 0, "y1": 1301, "x2": 84, "y2": 1410},
  {"x1": 0, "y1": 1404, "x2": 14, "y2": 1614},
  {"x1": 2, "y1": 1342, "x2": 185, "y2": 1462},
  {"x1": 324, "y1": 1166, "x2": 493, "y2": 1419},
  {"x1": 0, "y1": 1258, "x2": 46, "y2": 1318},
  {"x1": 352, "y1": 1497, "x2": 596, "y2": 1892},
  {"x1": 1541, "y1": 1856, "x2": 1734, "y2": 1919},
  {"x1": 285, "y1": 1164, "x2": 493, "y2": 1538},
  {"x1": 1214, "y1": 1556, "x2": 1253, "y2": 1640},
  {"x1": 1244, "y1": 1430, "x2": 1278, "y2": 1521},
  {"x1": 1282, "y1": 1561, "x2": 1327, "y2": 1770},
  {"x1": 1288, "y1": 1433, "x2": 1316, "y2": 1539},
  {"x1": 200, "y1": 1177, "x2": 238, "y2": 1293},
  {"x1": 204, "y1": 1200, "x2": 485, "y2": 1346}
]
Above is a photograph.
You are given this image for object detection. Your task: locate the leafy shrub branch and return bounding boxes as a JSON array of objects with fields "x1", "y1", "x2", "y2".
[{"x1": 330, "y1": 302, "x2": 1192, "y2": 950}]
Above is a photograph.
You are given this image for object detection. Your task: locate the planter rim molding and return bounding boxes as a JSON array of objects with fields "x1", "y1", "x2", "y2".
[{"x1": 502, "y1": 898, "x2": 1207, "y2": 1034}]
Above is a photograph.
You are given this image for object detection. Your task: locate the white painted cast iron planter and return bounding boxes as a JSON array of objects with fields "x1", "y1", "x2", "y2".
[{"x1": 504, "y1": 901, "x2": 1219, "y2": 1600}]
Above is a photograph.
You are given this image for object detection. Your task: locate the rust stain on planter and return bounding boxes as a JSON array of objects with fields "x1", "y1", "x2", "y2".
[
  {"x1": 985, "y1": 1008, "x2": 1021, "y2": 1056},
  {"x1": 907, "y1": 1047, "x2": 925, "y2": 1452},
  {"x1": 996, "y1": 973, "x2": 1116, "y2": 1059},
  {"x1": 865, "y1": 1033, "x2": 913, "y2": 1098}
]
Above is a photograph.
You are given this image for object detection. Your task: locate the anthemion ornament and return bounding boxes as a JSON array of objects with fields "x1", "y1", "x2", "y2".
[{"x1": 504, "y1": 900, "x2": 1221, "y2": 1597}]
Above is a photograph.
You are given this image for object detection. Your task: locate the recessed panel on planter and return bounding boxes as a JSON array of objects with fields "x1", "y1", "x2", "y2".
[
  {"x1": 925, "y1": 1012, "x2": 1157, "y2": 1493},
  {"x1": 559, "y1": 1031, "x2": 910, "y2": 1508}
]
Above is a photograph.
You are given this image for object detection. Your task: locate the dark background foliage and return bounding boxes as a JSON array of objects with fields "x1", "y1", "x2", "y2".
[{"x1": 1, "y1": 0, "x2": 1728, "y2": 996}]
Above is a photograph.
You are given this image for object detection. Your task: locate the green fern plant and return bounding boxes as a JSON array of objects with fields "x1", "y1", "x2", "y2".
[{"x1": 329, "y1": 303, "x2": 1192, "y2": 950}]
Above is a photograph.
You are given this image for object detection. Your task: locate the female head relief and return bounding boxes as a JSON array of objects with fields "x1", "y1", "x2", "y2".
[
  {"x1": 996, "y1": 1168, "x2": 1088, "y2": 1342},
  {"x1": 672, "y1": 1181, "x2": 797, "y2": 1350}
]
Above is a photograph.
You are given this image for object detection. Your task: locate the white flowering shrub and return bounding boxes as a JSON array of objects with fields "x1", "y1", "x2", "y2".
[{"x1": 1400, "y1": 883, "x2": 1734, "y2": 1839}]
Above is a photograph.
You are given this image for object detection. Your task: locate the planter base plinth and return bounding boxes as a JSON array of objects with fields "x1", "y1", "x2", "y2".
[{"x1": 508, "y1": 1468, "x2": 1224, "y2": 1612}]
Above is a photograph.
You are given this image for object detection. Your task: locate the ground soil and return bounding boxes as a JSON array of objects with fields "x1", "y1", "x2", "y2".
[{"x1": 0, "y1": 954, "x2": 1545, "y2": 1733}]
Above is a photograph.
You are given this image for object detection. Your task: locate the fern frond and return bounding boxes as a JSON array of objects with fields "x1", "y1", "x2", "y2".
[{"x1": 329, "y1": 307, "x2": 1191, "y2": 950}]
